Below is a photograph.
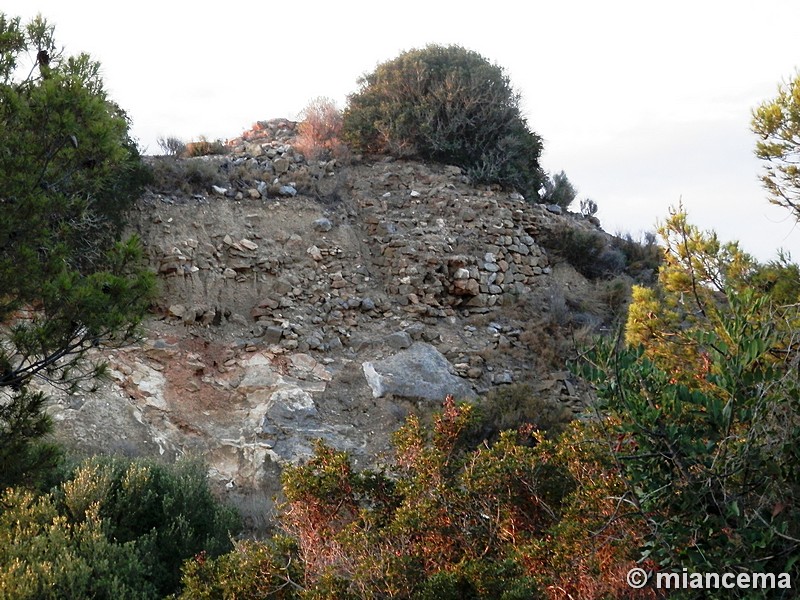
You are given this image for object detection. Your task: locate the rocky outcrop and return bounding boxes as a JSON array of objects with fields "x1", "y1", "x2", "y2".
[
  {"x1": 47, "y1": 333, "x2": 390, "y2": 530},
  {"x1": 362, "y1": 342, "x2": 476, "y2": 401},
  {"x1": 46, "y1": 120, "x2": 599, "y2": 531}
]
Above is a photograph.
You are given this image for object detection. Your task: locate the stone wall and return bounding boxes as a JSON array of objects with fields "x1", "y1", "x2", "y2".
[
  {"x1": 350, "y1": 161, "x2": 552, "y2": 314},
  {"x1": 136, "y1": 153, "x2": 570, "y2": 345}
]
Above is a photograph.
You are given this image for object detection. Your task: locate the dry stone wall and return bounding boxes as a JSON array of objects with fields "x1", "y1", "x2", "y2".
[
  {"x1": 350, "y1": 160, "x2": 553, "y2": 315},
  {"x1": 136, "y1": 156, "x2": 564, "y2": 341}
]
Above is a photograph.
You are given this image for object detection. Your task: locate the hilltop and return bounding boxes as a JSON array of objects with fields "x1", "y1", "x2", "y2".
[{"x1": 46, "y1": 119, "x2": 650, "y2": 530}]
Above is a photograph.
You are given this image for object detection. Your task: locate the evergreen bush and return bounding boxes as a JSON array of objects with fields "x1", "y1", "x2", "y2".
[{"x1": 343, "y1": 45, "x2": 545, "y2": 198}]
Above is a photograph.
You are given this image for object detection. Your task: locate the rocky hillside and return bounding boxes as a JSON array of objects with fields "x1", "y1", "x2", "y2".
[{"x1": 46, "y1": 120, "x2": 619, "y2": 531}]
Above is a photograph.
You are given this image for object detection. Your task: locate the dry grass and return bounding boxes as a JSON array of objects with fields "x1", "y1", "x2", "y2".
[
  {"x1": 184, "y1": 136, "x2": 229, "y2": 158},
  {"x1": 147, "y1": 156, "x2": 226, "y2": 195}
]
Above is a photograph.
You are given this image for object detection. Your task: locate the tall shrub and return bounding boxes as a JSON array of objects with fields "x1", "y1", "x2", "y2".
[
  {"x1": 577, "y1": 210, "x2": 800, "y2": 592},
  {"x1": 343, "y1": 45, "x2": 545, "y2": 198}
]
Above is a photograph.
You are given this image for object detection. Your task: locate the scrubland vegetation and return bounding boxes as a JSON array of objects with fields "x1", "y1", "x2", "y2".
[{"x1": 2, "y1": 13, "x2": 799, "y2": 599}]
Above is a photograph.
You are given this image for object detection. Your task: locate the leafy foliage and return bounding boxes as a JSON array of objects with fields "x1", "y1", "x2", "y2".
[
  {"x1": 61, "y1": 457, "x2": 241, "y2": 596},
  {"x1": 579, "y1": 209, "x2": 800, "y2": 595},
  {"x1": 542, "y1": 226, "x2": 619, "y2": 279},
  {"x1": 534, "y1": 420, "x2": 653, "y2": 599},
  {"x1": 178, "y1": 398, "x2": 651, "y2": 599},
  {"x1": 0, "y1": 457, "x2": 239, "y2": 599},
  {"x1": 0, "y1": 388, "x2": 62, "y2": 490},
  {"x1": 752, "y1": 70, "x2": 800, "y2": 219},
  {"x1": 0, "y1": 13, "x2": 155, "y2": 487},
  {"x1": 343, "y1": 44, "x2": 545, "y2": 198},
  {"x1": 747, "y1": 250, "x2": 800, "y2": 306},
  {"x1": 540, "y1": 171, "x2": 577, "y2": 209},
  {"x1": 0, "y1": 486, "x2": 155, "y2": 599},
  {"x1": 542, "y1": 225, "x2": 661, "y2": 282},
  {"x1": 178, "y1": 537, "x2": 304, "y2": 599},
  {"x1": 625, "y1": 207, "x2": 757, "y2": 378}
]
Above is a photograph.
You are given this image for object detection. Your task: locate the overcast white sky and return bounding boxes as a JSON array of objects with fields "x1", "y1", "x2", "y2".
[{"x1": 6, "y1": 0, "x2": 800, "y2": 261}]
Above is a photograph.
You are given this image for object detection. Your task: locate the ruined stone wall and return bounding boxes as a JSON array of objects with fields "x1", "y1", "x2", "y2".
[
  {"x1": 134, "y1": 151, "x2": 571, "y2": 348},
  {"x1": 350, "y1": 161, "x2": 553, "y2": 314}
]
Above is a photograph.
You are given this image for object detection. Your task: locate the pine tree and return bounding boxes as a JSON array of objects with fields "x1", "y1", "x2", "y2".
[{"x1": 0, "y1": 13, "x2": 154, "y2": 487}]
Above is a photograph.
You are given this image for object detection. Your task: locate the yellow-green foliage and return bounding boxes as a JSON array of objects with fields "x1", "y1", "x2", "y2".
[
  {"x1": 0, "y1": 487, "x2": 155, "y2": 599},
  {"x1": 583, "y1": 208, "x2": 800, "y2": 590},
  {"x1": 0, "y1": 457, "x2": 240, "y2": 599},
  {"x1": 752, "y1": 70, "x2": 800, "y2": 218},
  {"x1": 625, "y1": 206, "x2": 758, "y2": 386}
]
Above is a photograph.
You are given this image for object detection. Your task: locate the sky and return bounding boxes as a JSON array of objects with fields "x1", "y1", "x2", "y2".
[{"x1": 5, "y1": 0, "x2": 800, "y2": 261}]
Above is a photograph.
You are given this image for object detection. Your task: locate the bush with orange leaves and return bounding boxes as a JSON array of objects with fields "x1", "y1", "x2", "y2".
[
  {"x1": 294, "y1": 97, "x2": 349, "y2": 162},
  {"x1": 177, "y1": 397, "x2": 652, "y2": 599}
]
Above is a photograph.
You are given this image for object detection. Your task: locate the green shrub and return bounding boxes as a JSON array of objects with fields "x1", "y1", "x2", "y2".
[
  {"x1": 0, "y1": 456, "x2": 240, "y2": 599},
  {"x1": 156, "y1": 135, "x2": 186, "y2": 157},
  {"x1": 747, "y1": 251, "x2": 800, "y2": 305},
  {"x1": 56, "y1": 457, "x2": 240, "y2": 597},
  {"x1": 0, "y1": 13, "x2": 155, "y2": 490},
  {"x1": 582, "y1": 210, "x2": 800, "y2": 593},
  {"x1": 177, "y1": 538, "x2": 302, "y2": 600},
  {"x1": 470, "y1": 384, "x2": 574, "y2": 445},
  {"x1": 413, "y1": 559, "x2": 542, "y2": 600},
  {"x1": 0, "y1": 388, "x2": 63, "y2": 491},
  {"x1": 578, "y1": 306, "x2": 800, "y2": 587},
  {"x1": 0, "y1": 487, "x2": 156, "y2": 599},
  {"x1": 541, "y1": 225, "x2": 613, "y2": 279},
  {"x1": 343, "y1": 44, "x2": 545, "y2": 198},
  {"x1": 540, "y1": 171, "x2": 577, "y2": 209},
  {"x1": 543, "y1": 225, "x2": 662, "y2": 282},
  {"x1": 597, "y1": 275, "x2": 633, "y2": 320}
]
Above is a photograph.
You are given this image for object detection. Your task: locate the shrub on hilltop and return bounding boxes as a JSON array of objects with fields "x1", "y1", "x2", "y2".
[
  {"x1": 540, "y1": 171, "x2": 578, "y2": 210},
  {"x1": 295, "y1": 96, "x2": 348, "y2": 162},
  {"x1": 343, "y1": 44, "x2": 545, "y2": 199}
]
